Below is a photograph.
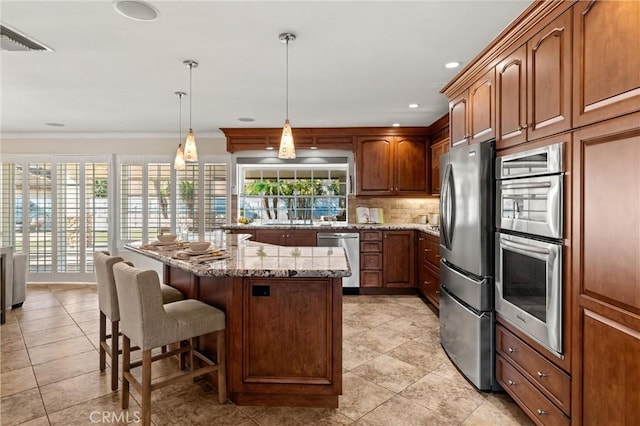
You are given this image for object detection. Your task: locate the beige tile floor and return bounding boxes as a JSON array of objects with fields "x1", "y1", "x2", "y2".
[{"x1": 1, "y1": 284, "x2": 533, "y2": 425}]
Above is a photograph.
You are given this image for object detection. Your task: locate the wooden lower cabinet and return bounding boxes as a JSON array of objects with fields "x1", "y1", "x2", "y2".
[
  {"x1": 418, "y1": 262, "x2": 439, "y2": 308},
  {"x1": 360, "y1": 230, "x2": 415, "y2": 289},
  {"x1": 417, "y1": 232, "x2": 440, "y2": 308},
  {"x1": 382, "y1": 231, "x2": 415, "y2": 288},
  {"x1": 254, "y1": 229, "x2": 317, "y2": 246},
  {"x1": 497, "y1": 325, "x2": 570, "y2": 416},
  {"x1": 497, "y1": 355, "x2": 570, "y2": 426}
]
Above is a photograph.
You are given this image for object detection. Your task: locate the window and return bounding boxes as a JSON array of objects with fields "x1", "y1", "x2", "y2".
[
  {"x1": 237, "y1": 161, "x2": 349, "y2": 224},
  {"x1": 1, "y1": 157, "x2": 109, "y2": 280},
  {"x1": 120, "y1": 158, "x2": 228, "y2": 243},
  {"x1": 1, "y1": 155, "x2": 229, "y2": 282}
]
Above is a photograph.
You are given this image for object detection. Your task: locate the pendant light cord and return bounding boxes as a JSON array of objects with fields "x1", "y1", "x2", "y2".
[
  {"x1": 285, "y1": 38, "x2": 289, "y2": 120},
  {"x1": 178, "y1": 93, "x2": 182, "y2": 141},
  {"x1": 189, "y1": 64, "x2": 193, "y2": 128}
]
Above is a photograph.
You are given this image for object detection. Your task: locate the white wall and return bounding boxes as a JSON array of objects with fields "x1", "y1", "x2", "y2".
[{"x1": 0, "y1": 135, "x2": 230, "y2": 156}]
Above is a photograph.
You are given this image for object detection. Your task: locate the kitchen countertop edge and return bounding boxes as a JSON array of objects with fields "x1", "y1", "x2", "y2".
[
  {"x1": 223, "y1": 223, "x2": 440, "y2": 237},
  {"x1": 125, "y1": 234, "x2": 352, "y2": 279}
]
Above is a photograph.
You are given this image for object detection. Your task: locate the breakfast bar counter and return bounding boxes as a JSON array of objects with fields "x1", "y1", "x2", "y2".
[{"x1": 126, "y1": 234, "x2": 349, "y2": 408}]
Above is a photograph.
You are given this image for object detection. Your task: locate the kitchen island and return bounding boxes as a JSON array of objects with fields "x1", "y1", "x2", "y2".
[{"x1": 126, "y1": 234, "x2": 350, "y2": 408}]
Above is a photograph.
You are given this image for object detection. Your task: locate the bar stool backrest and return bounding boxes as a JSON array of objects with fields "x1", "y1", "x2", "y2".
[
  {"x1": 112, "y1": 262, "x2": 179, "y2": 351},
  {"x1": 93, "y1": 251, "x2": 125, "y2": 322}
]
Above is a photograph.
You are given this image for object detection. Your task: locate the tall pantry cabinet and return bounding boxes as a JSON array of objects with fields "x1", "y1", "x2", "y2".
[{"x1": 570, "y1": 1, "x2": 640, "y2": 424}]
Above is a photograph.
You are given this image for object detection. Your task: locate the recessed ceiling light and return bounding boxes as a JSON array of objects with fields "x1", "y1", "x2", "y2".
[
  {"x1": 310, "y1": 146, "x2": 318, "y2": 150},
  {"x1": 409, "y1": 103, "x2": 419, "y2": 109},
  {"x1": 45, "y1": 122, "x2": 65, "y2": 127},
  {"x1": 445, "y1": 61, "x2": 461, "y2": 69},
  {"x1": 238, "y1": 117, "x2": 255, "y2": 122},
  {"x1": 392, "y1": 123, "x2": 401, "y2": 127},
  {"x1": 113, "y1": 1, "x2": 160, "y2": 22}
]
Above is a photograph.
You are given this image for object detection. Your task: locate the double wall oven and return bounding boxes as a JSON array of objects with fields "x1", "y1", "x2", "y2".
[{"x1": 495, "y1": 143, "x2": 565, "y2": 357}]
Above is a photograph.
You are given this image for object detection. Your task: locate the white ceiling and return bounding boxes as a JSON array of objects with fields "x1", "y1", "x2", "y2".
[{"x1": 1, "y1": 0, "x2": 529, "y2": 137}]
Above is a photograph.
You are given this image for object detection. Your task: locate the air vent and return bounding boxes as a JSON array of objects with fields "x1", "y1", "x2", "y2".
[{"x1": 1, "y1": 24, "x2": 52, "y2": 52}]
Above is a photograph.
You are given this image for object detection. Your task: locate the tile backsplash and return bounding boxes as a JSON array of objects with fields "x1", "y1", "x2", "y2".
[
  {"x1": 348, "y1": 196, "x2": 439, "y2": 224},
  {"x1": 231, "y1": 194, "x2": 439, "y2": 224}
]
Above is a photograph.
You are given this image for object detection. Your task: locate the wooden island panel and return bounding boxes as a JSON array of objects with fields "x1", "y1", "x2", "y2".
[{"x1": 162, "y1": 265, "x2": 342, "y2": 408}]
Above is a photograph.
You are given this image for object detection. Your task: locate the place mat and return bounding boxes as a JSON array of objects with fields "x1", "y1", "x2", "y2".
[{"x1": 173, "y1": 250, "x2": 226, "y2": 261}]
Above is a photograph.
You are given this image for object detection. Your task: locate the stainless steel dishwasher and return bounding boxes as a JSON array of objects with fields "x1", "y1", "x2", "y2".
[{"x1": 317, "y1": 232, "x2": 360, "y2": 289}]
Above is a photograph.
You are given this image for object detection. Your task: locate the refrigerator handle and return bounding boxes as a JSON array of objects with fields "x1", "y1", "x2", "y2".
[{"x1": 441, "y1": 163, "x2": 455, "y2": 250}]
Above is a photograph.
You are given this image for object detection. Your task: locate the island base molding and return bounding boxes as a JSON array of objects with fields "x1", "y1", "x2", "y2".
[{"x1": 230, "y1": 393, "x2": 338, "y2": 408}]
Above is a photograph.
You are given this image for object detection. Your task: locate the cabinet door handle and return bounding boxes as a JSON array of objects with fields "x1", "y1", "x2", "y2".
[
  {"x1": 522, "y1": 123, "x2": 528, "y2": 129},
  {"x1": 435, "y1": 254, "x2": 442, "y2": 259},
  {"x1": 536, "y1": 409, "x2": 547, "y2": 416},
  {"x1": 508, "y1": 380, "x2": 516, "y2": 386},
  {"x1": 419, "y1": 237, "x2": 424, "y2": 241},
  {"x1": 537, "y1": 371, "x2": 547, "y2": 378},
  {"x1": 508, "y1": 347, "x2": 517, "y2": 353},
  {"x1": 425, "y1": 248, "x2": 431, "y2": 252}
]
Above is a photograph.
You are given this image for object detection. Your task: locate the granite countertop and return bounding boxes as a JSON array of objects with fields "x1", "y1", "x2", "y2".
[
  {"x1": 223, "y1": 223, "x2": 440, "y2": 237},
  {"x1": 125, "y1": 234, "x2": 351, "y2": 279}
]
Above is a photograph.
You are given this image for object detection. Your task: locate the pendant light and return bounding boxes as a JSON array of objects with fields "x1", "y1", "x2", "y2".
[
  {"x1": 278, "y1": 33, "x2": 296, "y2": 159},
  {"x1": 173, "y1": 91, "x2": 186, "y2": 170},
  {"x1": 183, "y1": 59, "x2": 199, "y2": 162}
]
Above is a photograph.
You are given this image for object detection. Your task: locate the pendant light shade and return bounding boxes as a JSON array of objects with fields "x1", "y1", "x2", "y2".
[
  {"x1": 278, "y1": 33, "x2": 296, "y2": 159},
  {"x1": 183, "y1": 60, "x2": 199, "y2": 162},
  {"x1": 174, "y1": 144, "x2": 186, "y2": 170},
  {"x1": 174, "y1": 91, "x2": 186, "y2": 170},
  {"x1": 279, "y1": 118, "x2": 295, "y2": 158}
]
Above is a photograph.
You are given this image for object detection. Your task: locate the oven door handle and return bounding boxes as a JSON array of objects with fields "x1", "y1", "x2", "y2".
[
  {"x1": 501, "y1": 239, "x2": 551, "y2": 255},
  {"x1": 500, "y1": 181, "x2": 552, "y2": 190}
]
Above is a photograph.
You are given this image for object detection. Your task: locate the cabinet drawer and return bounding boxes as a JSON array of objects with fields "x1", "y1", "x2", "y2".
[
  {"x1": 361, "y1": 231, "x2": 382, "y2": 242},
  {"x1": 360, "y1": 271, "x2": 382, "y2": 287},
  {"x1": 497, "y1": 355, "x2": 569, "y2": 426},
  {"x1": 422, "y1": 238, "x2": 441, "y2": 267},
  {"x1": 497, "y1": 325, "x2": 570, "y2": 414},
  {"x1": 361, "y1": 242, "x2": 382, "y2": 253},
  {"x1": 419, "y1": 262, "x2": 440, "y2": 308},
  {"x1": 361, "y1": 253, "x2": 382, "y2": 270}
]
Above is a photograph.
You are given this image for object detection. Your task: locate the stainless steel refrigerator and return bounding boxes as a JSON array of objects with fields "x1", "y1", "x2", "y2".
[{"x1": 439, "y1": 140, "x2": 497, "y2": 391}]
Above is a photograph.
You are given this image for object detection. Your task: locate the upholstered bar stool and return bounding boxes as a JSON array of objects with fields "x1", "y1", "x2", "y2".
[
  {"x1": 93, "y1": 251, "x2": 184, "y2": 391},
  {"x1": 113, "y1": 262, "x2": 226, "y2": 426}
]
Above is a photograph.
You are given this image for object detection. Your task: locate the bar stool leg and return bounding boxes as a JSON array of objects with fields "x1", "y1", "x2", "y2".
[
  {"x1": 110, "y1": 320, "x2": 119, "y2": 391},
  {"x1": 142, "y1": 350, "x2": 152, "y2": 426},
  {"x1": 122, "y1": 336, "x2": 131, "y2": 409},
  {"x1": 217, "y1": 330, "x2": 227, "y2": 404},
  {"x1": 189, "y1": 337, "x2": 196, "y2": 372},
  {"x1": 99, "y1": 312, "x2": 107, "y2": 372}
]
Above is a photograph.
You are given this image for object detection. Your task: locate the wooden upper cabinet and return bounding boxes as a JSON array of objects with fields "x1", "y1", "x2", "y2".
[
  {"x1": 430, "y1": 139, "x2": 449, "y2": 194},
  {"x1": 573, "y1": 0, "x2": 640, "y2": 128},
  {"x1": 469, "y1": 69, "x2": 496, "y2": 144},
  {"x1": 395, "y1": 137, "x2": 427, "y2": 194},
  {"x1": 527, "y1": 10, "x2": 573, "y2": 141},
  {"x1": 449, "y1": 93, "x2": 469, "y2": 147},
  {"x1": 450, "y1": 69, "x2": 495, "y2": 147},
  {"x1": 356, "y1": 136, "x2": 428, "y2": 196},
  {"x1": 356, "y1": 137, "x2": 394, "y2": 195},
  {"x1": 496, "y1": 44, "x2": 528, "y2": 149}
]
